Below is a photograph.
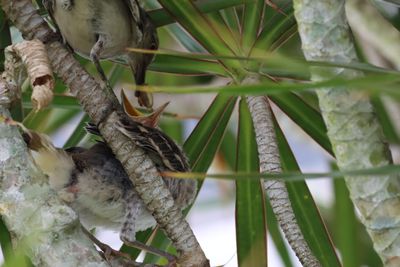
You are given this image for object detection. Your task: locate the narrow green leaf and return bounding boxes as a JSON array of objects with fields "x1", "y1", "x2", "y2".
[
  {"x1": 149, "y1": 0, "x2": 250, "y2": 27},
  {"x1": 253, "y1": 5, "x2": 295, "y2": 53},
  {"x1": 332, "y1": 163, "x2": 360, "y2": 267},
  {"x1": 146, "y1": 72, "x2": 400, "y2": 95},
  {"x1": 151, "y1": 54, "x2": 227, "y2": 76},
  {"x1": 40, "y1": 109, "x2": 80, "y2": 134},
  {"x1": 156, "y1": 1, "x2": 231, "y2": 55},
  {"x1": 10, "y1": 101, "x2": 24, "y2": 122},
  {"x1": 235, "y1": 99, "x2": 267, "y2": 267},
  {"x1": 371, "y1": 96, "x2": 400, "y2": 144},
  {"x1": 22, "y1": 94, "x2": 80, "y2": 110},
  {"x1": 167, "y1": 164, "x2": 400, "y2": 180},
  {"x1": 22, "y1": 109, "x2": 53, "y2": 131},
  {"x1": 119, "y1": 230, "x2": 153, "y2": 258},
  {"x1": 63, "y1": 114, "x2": 90, "y2": 148},
  {"x1": 157, "y1": 0, "x2": 244, "y2": 78},
  {"x1": 165, "y1": 24, "x2": 206, "y2": 53},
  {"x1": 184, "y1": 95, "x2": 237, "y2": 171},
  {"x1": 143, "y1": 231, "x2": 174, "y2": 265},
  {"x1": 1, "y1": 253, "x2": 32, "y2": 267},
  {"x1": 206, "y1": 12, "x2": 241, "y2": 55},
  {"x1": 219, "y1": 128, "x2": 237, "y2": 169},
  {"x1": 128, "y1": 45, "x2": 399, "y2": 76},
  {"x1": 330, "y1": 160, "x2": 383, "y2": 267},
  {"x1": 219, "y1": 122, "x2": 293, "y2": 267},
  {"x1": 147, "y1": 0, "x2": 206, "y2": 54},
  {"x1": 108, "y1": 65, "x2": 126, "y2": 87},
  {"x1": 269, "y1": 93, "x2": 333, "y2": 154},
  {"x1": 220, "y1": 7, "x2": 241, "y2": 36},
  {"x1": 297, "y1": 91, "x2": 320, "y2": 111},
  {"x1": 275, "y1": 117, "x2": 341, "y2": 266},
  {"x1": 241, "y1": 0, "x2": 265, "y2": 53},
  {"x1": 259, "y1": 0, "x2": 296, "y2": 52},
  {"x1": 0, "y1": 219, "x2": 12, "y2": 262}
]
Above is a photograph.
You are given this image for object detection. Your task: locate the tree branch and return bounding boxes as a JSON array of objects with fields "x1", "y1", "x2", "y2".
[
  {"x1": 244, "y1": 74, "x2": 321, "y2": 267},
  {"x1": 0, "y1": 68, "x2": 109, "y2": 267},
  {"x1": 0, "y1": 1, "x2": 207, "y2": 266}
]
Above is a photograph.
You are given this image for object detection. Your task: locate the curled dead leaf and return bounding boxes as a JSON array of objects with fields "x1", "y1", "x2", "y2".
[
  {"x1": 4, "y1": 39, "x2": 54, "y2": 110},
  {"x1": 31, "y1": 83, "x2": 53, "y2": 110}
]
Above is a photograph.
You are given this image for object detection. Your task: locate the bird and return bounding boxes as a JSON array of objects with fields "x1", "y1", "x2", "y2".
[
  {"x1": 21, "y1": 119, "x2": 197, "y2": 263},
  {"x1": 42, "y1": 0, "x2": 158, "y2": 107}
]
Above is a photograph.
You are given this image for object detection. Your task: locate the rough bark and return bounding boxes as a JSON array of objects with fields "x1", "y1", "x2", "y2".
[
  {"x1": 244, "y1": 75, "x2": 321, "y2": 267},
  {"x1": 294, "y1": 0, "x2": 400, "y2": 265},
  {"x1": 0, "y1": 77, "x2": 109, "y2": 266},
  {"x1": 0, "y1": 1, "x2": 207, "y2": 266}
]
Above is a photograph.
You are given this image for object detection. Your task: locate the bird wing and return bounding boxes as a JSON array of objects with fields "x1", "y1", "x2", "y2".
[
  {"x1": 41, "y1": 0, "x2": 75, "y2": 52},
  {"x1": 123, "y1": 0, "x2": 142, "y2": 24},
  {"x1": 85, "y1": 120, "x2": 190, "y2": 173},
  {"x1": 116, "y1": 116, "x2": 190, "y2": 172},
  {"x1": 123, "y1": 0, "x2": 146, "y2": 42}
]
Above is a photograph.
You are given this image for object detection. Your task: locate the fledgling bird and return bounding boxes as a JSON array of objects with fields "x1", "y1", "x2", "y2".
[
  {"x1": 22, "y1": 123, "x2": 196, "y2": 262},
  {"x1": 42, "y1": 0, "x2": 158, "y2": 107}
]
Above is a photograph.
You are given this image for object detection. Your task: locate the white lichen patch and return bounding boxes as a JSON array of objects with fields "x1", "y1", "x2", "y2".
[{"x1": 0, "y1": 138, "x2": 11, "y2": 161}]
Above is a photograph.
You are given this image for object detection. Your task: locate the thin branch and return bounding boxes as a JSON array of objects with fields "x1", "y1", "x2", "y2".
[
  {"x1": 0, "y1": 1, "x2": 208, "y2": 266},
  {"x1": 245, "y1": 77, "x2": 321, "y2": 266}
]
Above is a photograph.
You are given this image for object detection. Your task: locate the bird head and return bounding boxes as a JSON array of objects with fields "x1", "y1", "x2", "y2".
[{"x1": 22, "y1": 128, "x2": 75, "y2": 191}]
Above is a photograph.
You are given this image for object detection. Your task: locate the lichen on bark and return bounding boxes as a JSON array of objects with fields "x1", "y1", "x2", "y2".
[
  {"x1": 293, "y1": 0, "x2": 400, "y2": 265},
  {"x1": 0, "y1": 79, "x2": 109, "y2": 266}
]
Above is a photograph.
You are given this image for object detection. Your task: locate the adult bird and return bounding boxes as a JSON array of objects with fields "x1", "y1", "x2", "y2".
[
  {"x1": 42, "y1": 0, "x2": 158, "y2": 107},
  {"x1": 21, "y1": 121, "x2": 196, "y2": 264}
]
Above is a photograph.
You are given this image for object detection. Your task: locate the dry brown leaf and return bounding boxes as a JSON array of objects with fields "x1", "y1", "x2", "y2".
[{"x1": 4, "y1": 39, "x2": 54, "y2": 110}]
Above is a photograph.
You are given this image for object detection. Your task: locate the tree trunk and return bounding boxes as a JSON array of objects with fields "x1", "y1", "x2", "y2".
[{"x1": 294, "y1": 0, "x2": 400, "y2": 265}]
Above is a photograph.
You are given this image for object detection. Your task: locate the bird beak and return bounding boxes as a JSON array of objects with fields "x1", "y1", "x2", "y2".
[
  {"x1": 134, "y1": 61, "x2": 146, "y2": 85},
  {"x1": 131, "y1": 55, "x2": 154, "y2": 108}
]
